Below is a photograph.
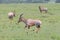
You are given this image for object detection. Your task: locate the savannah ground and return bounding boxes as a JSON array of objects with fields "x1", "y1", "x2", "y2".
[{"x1": 0, "y1": 3, "x2": 60, "y2": 40}]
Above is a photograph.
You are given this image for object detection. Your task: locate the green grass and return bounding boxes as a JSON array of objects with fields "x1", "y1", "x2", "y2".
[{"x1": 0, "y1": 3, "x2": 60, "y2": 40}]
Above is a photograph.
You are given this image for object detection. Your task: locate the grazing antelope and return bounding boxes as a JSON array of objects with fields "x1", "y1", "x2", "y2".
[
  {"x1": 39, "y1": 6, "x2": 48, "y2": 13},
  {"x1": 17, "y1": 14, "x2": 42, "y2": 33},
  {"x1": 8, "y1": 10, "x2": 15, "y2": 23}
]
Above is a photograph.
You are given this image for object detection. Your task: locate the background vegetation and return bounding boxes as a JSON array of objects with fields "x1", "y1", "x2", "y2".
[{"x1": 0, "y1": 3, "x2": 60, "y2": 40}]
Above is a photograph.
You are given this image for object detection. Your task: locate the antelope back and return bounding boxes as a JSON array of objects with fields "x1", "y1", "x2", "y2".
[{"x1": 8, "y1": 12, "x2": 14, "y2": 16}]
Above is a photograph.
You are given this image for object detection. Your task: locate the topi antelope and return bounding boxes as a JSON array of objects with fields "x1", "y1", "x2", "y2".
[
  {"x1": 8, "y1": 10, "x2": 15, "y2": 22},
  {"x1": 17, "y1": 14, "x2": 42, "y2": 33},
  {"x1": 39, "y1": 6, "x2": 48, "y2": 13}
]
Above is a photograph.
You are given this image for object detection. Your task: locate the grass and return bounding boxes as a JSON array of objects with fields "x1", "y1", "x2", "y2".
[{"x1": 0, "y1": 3, "x2": 60, "y2": 40}]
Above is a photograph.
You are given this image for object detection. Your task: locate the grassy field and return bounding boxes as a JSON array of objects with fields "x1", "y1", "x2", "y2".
[{"x1": 0, "y1": 3, "x2": 60, "y2": 40}]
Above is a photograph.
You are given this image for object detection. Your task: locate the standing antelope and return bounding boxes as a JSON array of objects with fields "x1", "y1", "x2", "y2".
[
  {"x1": 17, "y1": 14, "x2": 42, "y2": 33},
  {"x1": 39, "y1": 6, "x2": 48, "y2": 13},
  {"x1": 8, "y1": 10, "x2": 15, "y2": 22}
]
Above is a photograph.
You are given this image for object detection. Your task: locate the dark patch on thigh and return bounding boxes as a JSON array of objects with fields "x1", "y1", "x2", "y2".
[
  {"x1": 35, "y1": 22, "x2": 40, "y2": 28},
  {"x1": 37, "y1": 25, "x2": 40, "y2": 28},
  {"x1": 9, "y1": 16, "x2": 13, "y2": 19}
]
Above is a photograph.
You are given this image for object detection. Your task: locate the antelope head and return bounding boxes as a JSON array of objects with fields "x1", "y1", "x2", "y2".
[
  {"x1": 18, "y1": 14, "x2": 23, "y2": 23},
  {"x1": 13, "y1": 10, "x2": 15, "y2": 17}
]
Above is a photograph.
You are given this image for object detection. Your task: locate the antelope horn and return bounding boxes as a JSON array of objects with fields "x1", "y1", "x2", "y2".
[{"x1": 20, "y1": 13, "x2": 23, "y2": 17}]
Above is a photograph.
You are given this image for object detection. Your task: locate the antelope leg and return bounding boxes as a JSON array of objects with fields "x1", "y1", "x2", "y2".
[{"x1": 24, "y1": 25, "x2": 27, "y2": 28}]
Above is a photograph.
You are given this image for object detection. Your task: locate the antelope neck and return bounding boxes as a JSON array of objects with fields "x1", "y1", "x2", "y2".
[{"x1": 22, "y1": 18, "x2": 27, "y2": 24}]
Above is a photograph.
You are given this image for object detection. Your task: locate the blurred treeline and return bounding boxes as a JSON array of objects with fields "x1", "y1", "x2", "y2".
[{"x1": 0, "y1": 0, "x2": 60, "y2": 3}]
